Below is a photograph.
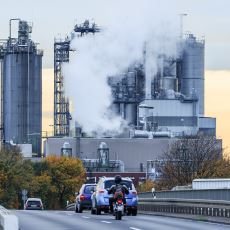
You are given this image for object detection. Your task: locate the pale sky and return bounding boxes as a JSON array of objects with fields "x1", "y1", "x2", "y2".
[
  {"x1": 1, "y1": 0, "x2": 230, "y2": 150},
  {"x1": 1, "y1": 0, "x2": 230, "y2": 69}
]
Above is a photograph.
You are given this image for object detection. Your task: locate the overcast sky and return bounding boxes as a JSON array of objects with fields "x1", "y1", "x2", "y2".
[{"x1": 1, "y1": 0, "x2": 230, "y2": 70}]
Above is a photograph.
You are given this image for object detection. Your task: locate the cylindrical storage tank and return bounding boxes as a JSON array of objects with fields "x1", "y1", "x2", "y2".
[
  {"x1": 3, "y1": 51, "x2": 42, "y2": 154},
  {"x1": 181, "y1": 34, "x2": 205, "y2": 115},
  {"x1": 161, "y1": 77, "x2": 178, "y2": 92},
  {"x1": 110, "y1": 103, "x2": 120, "y2": 116},
  {"x1": 125, "y1": 103, "x2": 137, "y2": 126}
]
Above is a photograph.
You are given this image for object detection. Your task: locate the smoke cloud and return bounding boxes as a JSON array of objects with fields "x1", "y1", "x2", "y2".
[{"x1": 63, "y1": 0, "x2": 180, "y2": 135}]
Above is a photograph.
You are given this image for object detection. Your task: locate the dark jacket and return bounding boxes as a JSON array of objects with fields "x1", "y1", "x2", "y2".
[{"x1": 108, "y1": 184, "x2": 129, "y2": 197}]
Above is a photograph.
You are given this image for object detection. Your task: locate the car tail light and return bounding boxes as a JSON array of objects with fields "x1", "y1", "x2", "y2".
[
  {"x1": 117, "y1": 199, "x2": 123, "y2": 204},
  {"x1": 80, "y1": 194, "x2": 85, "y2": 201},
  {"x1": 99, "y1": 190, "x2": 104, "y2": 193}
]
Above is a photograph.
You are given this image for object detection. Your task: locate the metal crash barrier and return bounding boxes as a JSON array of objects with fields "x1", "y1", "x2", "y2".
[{"x1": 138, "y1": 198, "x2": 230, "y2": 218}]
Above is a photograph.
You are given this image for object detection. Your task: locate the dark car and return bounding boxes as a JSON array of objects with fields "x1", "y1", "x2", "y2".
[
  {"x1": 75, "y1": 184, "x2": 96, "y2": 213},
  {"x1": 24, "y1": 198, "x2": 43, "y2": 210}
]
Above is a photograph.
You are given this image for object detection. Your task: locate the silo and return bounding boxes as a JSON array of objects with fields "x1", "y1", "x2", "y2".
[
  {"x1": 2, "y1": 20, "x2": 42, "y2": 154},
  {"x1": 125, "y1": 103, "x2": 137, "y2": 126},
  {"x1": 181, "y1": 34, "x2": 205, "y2": 115}
]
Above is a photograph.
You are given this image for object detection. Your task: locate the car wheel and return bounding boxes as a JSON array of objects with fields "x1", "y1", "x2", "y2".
[
  {"x1": 75, "y1": 204, "x2": 78, "y2": 213},
  {"x1": 126, "y1": 210, "x2": 132, "y2": 216},
  {"x1": 96, "y1": 206, "x2": 101, "y2": 215},
  {"x1": 91, "y1": 208, "x2": 96, "y2": 215},
  {"x1": 78, "y1": 203, "x2": 83, "y2": 213},
  {"x1": 131, "y1": 209, "x2": 137, "y2": 216}
]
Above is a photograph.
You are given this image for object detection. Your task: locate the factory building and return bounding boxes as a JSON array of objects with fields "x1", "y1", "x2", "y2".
[
  {"x1": 43, "y1": 21, "x2": 219, "y2": 173},
  {"x1": 0, "y1": 19, "x2": 43, "y2": 155},
  {"x1": 108, "y1": 33, "x2": 215, "y2": 137}
]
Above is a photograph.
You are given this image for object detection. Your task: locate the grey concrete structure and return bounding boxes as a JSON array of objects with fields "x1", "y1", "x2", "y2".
[{"x1": 44, "y1": 137, "x2": 172, "y2": 172}]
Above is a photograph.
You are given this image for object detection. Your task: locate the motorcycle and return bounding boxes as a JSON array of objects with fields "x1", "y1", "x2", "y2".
[{"x1": 113, "y1": 198, "x2": 124, "y2": 220}]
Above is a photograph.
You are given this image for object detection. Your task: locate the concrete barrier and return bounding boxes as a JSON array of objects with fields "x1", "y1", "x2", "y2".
[{"x1": 0, "y1": 205, "x2": 19, "y2": 230}]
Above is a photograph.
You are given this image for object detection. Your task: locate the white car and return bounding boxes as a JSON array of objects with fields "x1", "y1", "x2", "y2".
[{"x1": 24, "y1": 198, "x2": 43, "y2": 210}]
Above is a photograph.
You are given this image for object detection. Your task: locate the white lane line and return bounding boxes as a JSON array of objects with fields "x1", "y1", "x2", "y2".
[
  {"x1": 67, "y1": 213, "x2": 74, "y2": 216},
  {"x1": 82, "y1": 216, "x2": 90, "y2": 219},
  {"x1": 129, "y1": 227, "x2": 142, "y2": 230},
  {"x1": 101, "y1": 221, "x2": 112, "y2": 224}
]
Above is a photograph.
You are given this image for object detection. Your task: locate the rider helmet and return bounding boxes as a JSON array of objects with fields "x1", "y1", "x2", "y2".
[{"x1": 114, "y1": 175, "x2": 122, "y2": 184}]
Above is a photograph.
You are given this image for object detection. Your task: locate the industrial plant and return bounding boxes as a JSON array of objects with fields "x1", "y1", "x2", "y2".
[
  {"x1": 0, "y1": 18, "x2": 220, "y2": 175},
  {"x1": 44, "y1": 20, "x2": 218, "y2": 174}
]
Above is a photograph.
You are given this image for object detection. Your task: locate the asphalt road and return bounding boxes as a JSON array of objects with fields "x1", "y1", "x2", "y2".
[{"x1": 14, "y1": 210, "x2": 230, "y2": 230}]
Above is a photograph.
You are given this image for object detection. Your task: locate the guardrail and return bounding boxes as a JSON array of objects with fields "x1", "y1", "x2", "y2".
[
  {"x1": 66, "y1": 198, "x2": 230, "y2": 219},
  {"x1": 66, "y1": 203, "x2": 75, "y2": 211},
  {"x1": 0, "y1": 205, "x2": 19, "y2": 230},
  {"x1": 138, "y1": 198, "x2": 230, "y2": 218},
  {"x1": 138, "y1": 189, "x2": 230, "y2": 201}
]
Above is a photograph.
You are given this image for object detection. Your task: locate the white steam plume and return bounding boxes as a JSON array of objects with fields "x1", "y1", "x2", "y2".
[{"x1": 63, "y1": 0, "x2": 180, "y2": 135}]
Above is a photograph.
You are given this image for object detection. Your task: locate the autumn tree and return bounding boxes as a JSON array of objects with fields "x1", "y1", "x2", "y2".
[
  {"x1": 0, "y1": 147, "x2": 33, "y2": 208},
  {"x1": 33, "y1": 156, "x2": 86, "y2": 209},
  {"x1": 155, "y1": 134, "x2": 223, "y2": 190},
  {"x1": 137, "y1": 180, "x2": 155, "y2": 193}
]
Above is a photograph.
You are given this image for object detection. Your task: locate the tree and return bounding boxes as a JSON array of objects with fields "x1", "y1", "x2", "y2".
[
  {"x1": 137, "y1": 180, "x2": 155, "y2": 193},
  {"x1": 34, "y1": 156, "x2": 86, "y2": 209},
  {"x1": 155, "y1": 134, "x2": 222, "y2": 190},
  {"x1": 0, "y1": 147, "x2": 33, "y2": 208},
  {"x1": 29, "y1": 174, "x2": 55, "y2": 209}
]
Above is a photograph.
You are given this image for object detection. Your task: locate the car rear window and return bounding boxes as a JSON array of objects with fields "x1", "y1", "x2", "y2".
[
  {"x1": 104, "y1": 180, "x2": 132, "y2": 190},
  {"x1": 27, "y1": 200, "x2": 41, "y2": 205},
  {"x1": 84, "y1": 185, "x2": 95, "y2": 194}
]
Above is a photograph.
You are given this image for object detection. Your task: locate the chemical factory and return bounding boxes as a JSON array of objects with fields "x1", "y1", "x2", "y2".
[{"x1": 0, "y1": 19, "x2": 220, "y2": 174}]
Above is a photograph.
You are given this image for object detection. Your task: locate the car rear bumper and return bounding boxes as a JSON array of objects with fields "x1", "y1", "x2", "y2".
[{"x1": 25, "y1": 207, "x2": 43, "y2": 210}]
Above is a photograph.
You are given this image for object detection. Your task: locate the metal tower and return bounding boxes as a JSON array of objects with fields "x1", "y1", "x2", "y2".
[
  {"x1": 54, "y1": 20, "x2": 100, "y2": 136},
  {"x1": 54, "y1": 38, "x2": 71, "y2": 136}
]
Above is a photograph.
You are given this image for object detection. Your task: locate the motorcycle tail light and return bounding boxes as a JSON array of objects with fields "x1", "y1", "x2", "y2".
[
  {"x1": 132, "y1": 191, "x2": 137, "y2": 195},
  {"x1": 99, "y1": 190, "x2": 104, "y2": 193},
  {"x1": 117, "y1": 199, "x2": 123, "y2": 204}
]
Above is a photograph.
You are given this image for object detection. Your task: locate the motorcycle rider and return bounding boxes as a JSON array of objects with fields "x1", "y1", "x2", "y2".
[{"x1": 108, "y1": 175, "x2": 129, "y2": 213}]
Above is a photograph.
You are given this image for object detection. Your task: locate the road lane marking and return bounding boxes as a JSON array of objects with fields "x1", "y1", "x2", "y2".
[
  {"x1": 101, "y1": 221, "x2": 112, "y2": 224},
  {"x1": 129, "y1": 227, "x2": 142, "y2": 230},
  {"x1": 67, "y1": 213, "x2": 74, "y2": 216},
  {"x1": 82, "y1": 216, "x2": 90, "y2": 219}
]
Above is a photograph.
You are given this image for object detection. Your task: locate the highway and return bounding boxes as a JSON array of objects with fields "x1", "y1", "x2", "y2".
[{"x1": 14, "y1": 210, "x2": 230, "y2": 230}]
